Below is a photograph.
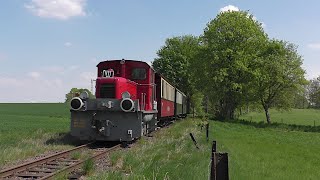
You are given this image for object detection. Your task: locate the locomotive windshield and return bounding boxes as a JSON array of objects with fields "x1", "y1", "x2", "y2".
[{"x1": 132, "y1": 68, "x2": 146, "y2": 80}]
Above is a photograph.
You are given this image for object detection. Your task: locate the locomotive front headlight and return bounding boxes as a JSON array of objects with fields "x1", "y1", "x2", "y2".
[
  {"x1": 121, "y1": 91, "x2": 131, "y2": 99},
  {"x1": 70, "y1": 97, "x2": 84, "y2": 111},
  {"x1": 120, "y1": 98, "x2": 134, "y2": 112}
]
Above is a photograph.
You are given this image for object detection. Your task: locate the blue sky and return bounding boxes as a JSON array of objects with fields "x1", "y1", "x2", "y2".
[{"x1": 0, "y1": 0, "x2": 320, "y2": 102}]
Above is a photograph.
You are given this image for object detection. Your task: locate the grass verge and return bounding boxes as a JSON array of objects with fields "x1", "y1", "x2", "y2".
[
  {"x1": 89, "y1": 119, "x2": 210, "y2": 180},
  {"x1": 90, "y1": 117, "x2": 320, "y2": 180}
]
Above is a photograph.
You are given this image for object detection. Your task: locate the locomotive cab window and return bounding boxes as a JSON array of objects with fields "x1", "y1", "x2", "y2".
[{"x1": 132, "y1": 68, "x2": 146, "y2": 80}]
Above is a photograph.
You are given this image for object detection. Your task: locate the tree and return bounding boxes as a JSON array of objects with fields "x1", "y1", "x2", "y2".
[
  {"x1": 65, "y1": 88, "x2": 95, "y2": 103},
  {"x1": 293, "y1": 85, "x2": 309, "y2": 109},
  {"x1": 308, "y1": 76, "x2": 320, "y2": 108},
  {"x1": 253, "y1": 40, "x2": 306, "y2": 123},
  {"x1": 190, "y1": 91, "x2": 206, "y2": 117},
  {"x1": 152, "y1": 35, "x2": 200, "y2": 97},
  {"x1": 198, "y1": 10, "x2": 267, "y2": 120}
]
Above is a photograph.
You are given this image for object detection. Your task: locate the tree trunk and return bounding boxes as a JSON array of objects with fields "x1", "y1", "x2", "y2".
[
  {"x1": 193, "y1": 106, "x2": 195, "y2": 118},
  {"x1": 216, "y1": 95, "x2": 237, "y2": 120},
  {"x1": 222, "y1": 99, "x2": 235, "y2": 120},
  {"x1": 205, "y1": 96, "x2": 209, "y2": 114},
  {"x1": 263, "y1": 106, "x2": 271, "y2": 124}
]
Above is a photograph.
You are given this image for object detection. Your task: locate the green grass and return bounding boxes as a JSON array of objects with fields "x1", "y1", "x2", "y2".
[
  {"x1": 71, "y1": 151, "x2": 82, "y2": 160},
  {"x1": 1, "y1": 104, "x2": 319, "y2": 179},
  {"x1": 90, "y1": 119, "x2": 210, "y2": 180},
  {"x1": 0, "y1": 103, "x2": 69, "y2": 117},
  {"x1": 213, "y1": 120, "x2": 320, "y2": 179},
  {"x1": 240, "y1": 109, "x2": 320, "y2": 126},
  {"x1": 0, "y1": 103, "x2": 72, "y2": 168},
  {"x1": 83, "y1": 159, "x2": 95, "y2": 175},
  {"x1": 90, "y1": 117, "x2": 320, "y2": 180}
]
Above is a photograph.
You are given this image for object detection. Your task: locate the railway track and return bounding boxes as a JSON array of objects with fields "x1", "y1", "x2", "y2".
[{"x1": 0, "y1": 142, "x2": 120, "y2": 179}]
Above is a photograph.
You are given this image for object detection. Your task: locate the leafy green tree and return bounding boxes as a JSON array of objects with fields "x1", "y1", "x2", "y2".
[
  {"x1": 253, "y1": 40, "x2": 306, "y2": 123},
  {"x1": 198, "y1": 11, "x2": 267, "y2": 120},
  {"x1": 190, "y1": 91, "x2": 205, "y2": 117},
  {"x1": 293, "y1": 86, "x2": 309, "y2": 109},
  {"x1": 308, "y1": 76, "x2": 320, "y2": 108},
  {"x1": 65, "y1": 88, "x2": 95, "y2": 103},
  {"x1": 152, "y1": 35, "x2": 200, "y2": 97}
]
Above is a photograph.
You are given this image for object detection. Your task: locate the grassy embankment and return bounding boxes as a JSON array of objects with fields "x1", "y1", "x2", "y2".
[
  {"x1": 90, "y1": 109, "x2": 320, "y2": 180},
  {"x1": 0, "y1": 103, "x2": 72, "y2": 167}
]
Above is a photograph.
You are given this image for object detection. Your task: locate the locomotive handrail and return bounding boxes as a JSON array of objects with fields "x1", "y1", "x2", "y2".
[
  {"x1": 141, "y1": 93, "x2": 146, "y2": 110},
  {"x1": 137, "y1": 83, "x2": 156, "y2": 86}
]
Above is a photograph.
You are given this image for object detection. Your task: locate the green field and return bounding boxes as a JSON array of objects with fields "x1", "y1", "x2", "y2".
[
  {"x1": 0, "y1": 103, "x2": 72, "y2": 168},
  {"x1": 1, "y1": 104, "x2": 320, "y2": 179},
  {"x1": 240, "y1": 109, "x2": 320, "y2": 126}
]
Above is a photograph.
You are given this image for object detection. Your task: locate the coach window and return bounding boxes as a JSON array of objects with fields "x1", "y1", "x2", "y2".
[{"x1": 132, "y1": 68, "x2": 146, "y2": 80}]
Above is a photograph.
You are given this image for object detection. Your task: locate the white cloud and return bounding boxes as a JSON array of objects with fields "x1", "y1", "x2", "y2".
[
  {"x1": 0, "y1": 73, "x2": 91, "y2": 102},
  {"x1": 43, "y1": 66, "x2": 65, "y2": 74},
  {"x1": 42, "y1": 65, "x2": 79, "y2": 75},
  {"x1": 0, "y1": 76, "x2": 66, "y2": 102},
  {"x1": 25, "y1": 0, "x2": 86, "y2": 20},
  {"x1": 0, "y1": 77, "x2": 21, "y2": 86},
  {"x1": 64, "y1": 42, "x2": 72, "y2": 47},
  {"x1": 69, "y1": 65, "x2": 79, "y2": 71},
  {"x1": 220, "y1": 5, "x2": 239, "y2": 13},
  {"x1": 28, "y1": 71, "x2": 41, "y2": 79},
  {"x1": 308, "y1": 43, "x2": 320, "y2": 50},
  {"x1": 0, "y1": 63, "x2": 96, "y2": 102},
  {"x1": 303, "y1": 63, "x2": 320, "y2": 80},
  {"x1": 219, "y1": 5, "x2": 266, "y2": 28},
  {"x1": 43, "y1": 78, "x2": 63, "y2": 88},
  {"x1": 80, "y1": 71, "x2": 95, "y2": 82}
]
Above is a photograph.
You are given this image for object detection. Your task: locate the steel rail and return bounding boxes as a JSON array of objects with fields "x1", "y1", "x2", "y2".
[
  {"x1": 0, "y1": 142, "x2": 94, "y2": 179},
  {"x1": 39, "y1": 144, "x2": 121, "y2": 180}
]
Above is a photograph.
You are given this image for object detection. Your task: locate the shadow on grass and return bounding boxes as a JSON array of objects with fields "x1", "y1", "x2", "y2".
[
  {"x1": 211, "y1": 118, "x2": 320, "y2": 133},
  {"x1": 45, "y1": 132, "x2": 86, "y2": 146}
]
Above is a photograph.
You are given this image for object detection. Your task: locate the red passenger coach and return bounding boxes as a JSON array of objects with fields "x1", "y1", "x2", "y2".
[{"x1": 155, "y1": 73, "x2": 175, "y2": 119}]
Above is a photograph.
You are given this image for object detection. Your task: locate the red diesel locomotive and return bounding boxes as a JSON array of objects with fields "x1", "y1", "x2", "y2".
[{"x1": 70, "y1": 59, "x2": 187, "y2": 142}]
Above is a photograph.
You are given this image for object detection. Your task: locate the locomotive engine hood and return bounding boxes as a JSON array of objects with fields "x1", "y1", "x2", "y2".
[{"x1": 95, "y1": 76, "x2": 137, "y2": 100}]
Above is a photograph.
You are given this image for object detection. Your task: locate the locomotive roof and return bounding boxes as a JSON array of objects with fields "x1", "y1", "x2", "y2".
[
  {"x1": 97, "y1": 59, "x2": 152, "y2": 68},
  {"x1": 97, "y1": 59, "x2": 186, "y2": 96}
]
